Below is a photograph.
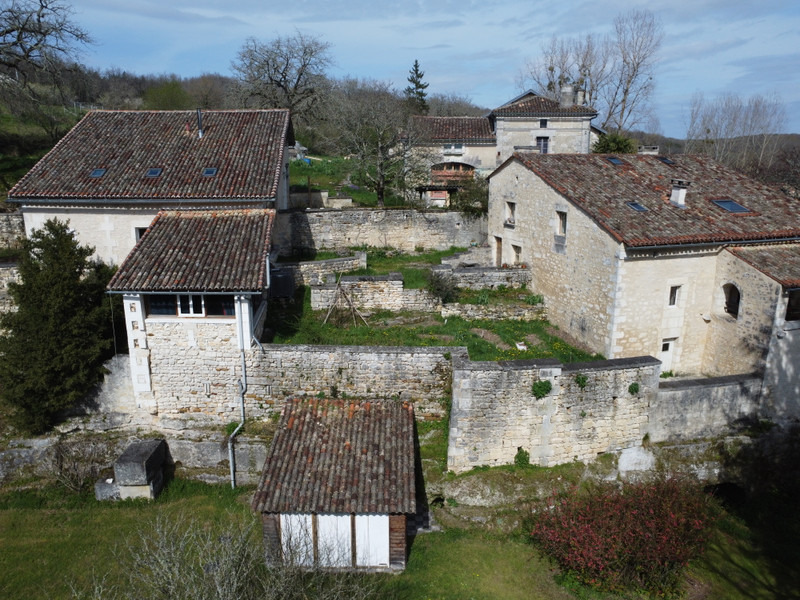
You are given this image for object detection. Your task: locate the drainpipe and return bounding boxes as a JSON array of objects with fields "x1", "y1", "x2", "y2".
[{"x1": 228, "y1": 295, "x2": 248, "y2": 489}]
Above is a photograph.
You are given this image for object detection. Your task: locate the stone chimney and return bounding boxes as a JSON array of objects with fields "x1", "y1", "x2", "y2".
[
  {"x1": 560, "y1": 84, "x2": 574, "y2": 108},
  {"x1": 670, "y1": 179, "x2": 691, "y2": 207}
]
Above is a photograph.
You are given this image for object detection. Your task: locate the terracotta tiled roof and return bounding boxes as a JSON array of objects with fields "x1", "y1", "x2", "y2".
[
  {"x1": 491, "y1": 91, "x2": 597, "y2": 118},
  {"x1": 727, "y1": 243, "x2": 800, "y2": 288},
  {"x1": 107, "y1": 209, "x2": 274, "y2": 292},
  {"x1": 252, "y1": 398, "x2": 416, "y2": 515},
  {"x1": 9, "y1": 109, "x2": 292, "y2": 204},
  {"x1": 505, "y1": 153, "x2": 800, "y2": 247},
  {"x1": 412, "y1": 116, "x2": 495, "y2": 144}
]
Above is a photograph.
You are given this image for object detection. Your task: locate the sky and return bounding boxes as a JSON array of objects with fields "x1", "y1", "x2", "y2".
[{"x1": 67, "y1": 0, "x2": 800, "y2": 138}]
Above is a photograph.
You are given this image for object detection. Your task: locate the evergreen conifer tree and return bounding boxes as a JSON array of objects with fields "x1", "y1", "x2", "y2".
[
  {"x1": 404, "y1": 59, "x2": 429, "y2": 115},
  {"x1": 0, "y1": 220, "x2": 117, "y2": 433}
]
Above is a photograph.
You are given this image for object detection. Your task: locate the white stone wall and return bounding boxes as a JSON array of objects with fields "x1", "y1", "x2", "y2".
[
  {"x1": 494, "y1": 116, "x2": 593, "y2": 159},
  {"x1": 489, "y1": 160, "x2": 620, "y2": 355},
  {"x1": 427, "y1": 144, "x2": 499, "y2": 175}
]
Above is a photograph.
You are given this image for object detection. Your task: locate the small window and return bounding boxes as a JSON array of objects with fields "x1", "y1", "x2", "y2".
[
  {"x1": 206, "y1": 295, "x2": 236, "y2": 316},
  {"x1": 135, "y1": 227, "x2": 148, "y2": 241},
  {"x1": 536, "y1": 137, "x2": 549, "y2": 154},
  {"x1": 512, "y1": 244, "x2": 522, "y2": 265},
  {"x1": 556, "y1": 210, "x2": 567, "y2": 236},
  {"x1": 606, "y1": 156, "x2": 624, "y2": 166},
  {"x1": 146, "y1": 295, "x2": 177, "y2": 316},
  {"x1": 539, "y1": 119, "x2": 548, "y2": 128},
  {"x1": 145, "y1": 167, "x2": 163, "y2": 177},
  {"x1": 668, "y1": 285, "x2": 680, "y2": 306},
  {"x1": 626, "y1": 201, "x2": 648, "y2": 212},
  {"x1": 505, "y1": 202, "x2": 516, "y2": 226},
  {"x1": 713, "y1": 199, "x2": 751, "y2": 213},
  {"x1": 178, "y1": 294, "x2": 203, "y2": 316},
  {"x1": 723, "y1": 283, "x2": 741, "y2": 318},
  {"x1": 657, "y1": 156, "x2": 675, "y2": 165},
  {"x1": 89, "y1": 168, "x2": 106, "y2": 178},
  {"x1": 202, "y1": 167, "x2": 218, "y2": 177},
  {"x1": 786, "y1": 290, "x2": 800, "y2": 321}
]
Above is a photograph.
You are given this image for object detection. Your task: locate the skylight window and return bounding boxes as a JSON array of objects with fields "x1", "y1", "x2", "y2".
[
  {"x1": 606, "y1": 156, "x2": 624, "y2": 166},
  {"x1": 657, "y1": 156, "x2": 675, "y2": 165},
  {"x1": 89, "y1": 168, "x2": 106, "y2": 178},
  {"x1": 145, "y1": 168, "x2": 163, "y2": 178},
  {"x1": 202, "y1": 167, "x2": 218, "y2": 177},
  {"x1": 626, "y1": 201, "x2": 648, "y2": 212},
  {"x1": 713, "y1": 199, "x2": 751, "y2": 213}
]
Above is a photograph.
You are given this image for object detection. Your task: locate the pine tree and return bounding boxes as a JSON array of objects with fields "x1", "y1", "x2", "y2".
[
  {"x1": 0, "y1": 220, "x2": 117, "y2": 433},
  {"x1": 404, "y1": 59, "x2": 429, "y2": 115}
]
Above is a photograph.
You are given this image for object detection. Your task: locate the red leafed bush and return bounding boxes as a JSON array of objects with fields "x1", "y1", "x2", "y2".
[{"x1": 530, "y1": 477, "x2": 716, "y2": 595}]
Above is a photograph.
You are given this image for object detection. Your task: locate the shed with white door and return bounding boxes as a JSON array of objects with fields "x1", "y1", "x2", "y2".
[{"x1": 252, "y1": 398, "x2": 416, "y2": 572}]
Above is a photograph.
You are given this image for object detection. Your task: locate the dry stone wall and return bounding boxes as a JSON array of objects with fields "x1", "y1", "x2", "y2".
[
  {"x1": 431, "y1": 264, "x2": 530, "y2": 289},
  {"x1": 273, "y1": 253, "x2": 367, "y2": 287},
  {"x1": 310, "y1": 273, "x2": 440, "y2": 312},
  {"x1": 0, "y1": 213, "x2": 23, "y2": 248}
]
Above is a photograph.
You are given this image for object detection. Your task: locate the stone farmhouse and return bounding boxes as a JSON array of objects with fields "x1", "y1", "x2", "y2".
[
  {"x1": 252, "y1": 398, "x2": 416, "y2": 572},
  {"x1": 7, "y1": 109, "x2": 294, "y2": 265},
  {"x1": 414, "y1": 88, "x2": 598, "y2": 205},
  {"x1": 488, "y1": 152, "x2": 800, "y2": 397}
]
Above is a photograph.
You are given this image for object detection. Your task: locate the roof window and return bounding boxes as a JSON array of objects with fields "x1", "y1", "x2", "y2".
[
  {"x1": 606, "y1": 156, "x2": 624, "y2": 166},
  {"x1": 626, "y1": 201, "x2": 648, "y2": 212},
  {"x1": 89, "y1": 168, "x2": 106, "y2": 178},
  {"x1": 202, "y1": 167, "x2": 218, "y2": 177},
  {"x1": 657, "y1": 156, "x2": 675, "y2": 165},
  {"x1": 713, "y1": 199, "x2": 751, "y2": 213},
  {"x1": 145, "y1": 168, "x2": 163, "y2": 178}
]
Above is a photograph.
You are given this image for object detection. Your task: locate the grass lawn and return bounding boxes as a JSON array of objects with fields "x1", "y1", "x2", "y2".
[{"x1": 289, "y1": 157, "x2": 406, "y2": 207}]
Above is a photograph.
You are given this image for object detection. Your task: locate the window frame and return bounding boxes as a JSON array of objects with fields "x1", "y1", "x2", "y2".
[
  {"x1": 786, "y1": 290, "x2": 800, "y2": 322},
  {"x1": 668, "y1": 285, "x2": 680, "y2": 307},
  {"x1": 536, "y1": 136, "x2": 549, "y2": 154},
  {"x1": 556, "y1": 210, "x2": 567, "y2": 236},
  {"x1": 723, "y1": 283, "x2": 741, "y2": 318}
]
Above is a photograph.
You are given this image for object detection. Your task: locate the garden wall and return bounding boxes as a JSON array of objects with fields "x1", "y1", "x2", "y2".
[
  {"x1": 431, "y1": 264, "x2": 530, "y2": 289},
  {"x1": 272, "y1": 208, "x2": 487, "y2": 256},
  {"x1": 0, "y1": 213, "x2": 23, "y2": 249},
  {"x1": 447, "y1": 356, "x2": 661, "y2": 472},
  {"x1": 310, "y1": 273, "x2": 440, "y2": 312},
  {"x1": 273, "y1": 252, "x2": 367, "y2": 288}
]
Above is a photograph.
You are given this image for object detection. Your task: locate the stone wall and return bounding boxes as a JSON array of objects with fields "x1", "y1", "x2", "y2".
[
  {"x1": 430, "y1": 263, "x2": 530, "y2": 289},
  {"x1": 0, "y1": 212, "x2": 23, "y2": 248},
  {"x1": 647, "y1": 375, "x2": 763, "y2": 442},
  {"x1": 441, "y1": 303, "x2": 546, "y2": 321},
  {"x1": 272, "y1": 208, "x2": 487, "y2": 257},
  {"x1": 310, "y1": 273, "x2": 440, "y2": 312},
  {"x1": 0, "y1": 265, "x2": 19, "y2": 313},
  {"x1": 273, "y1": 253, "x2": 367, "y2": 287},
  {"x1": 448, "y1": 356, "x2": 661, "y2": 471}
]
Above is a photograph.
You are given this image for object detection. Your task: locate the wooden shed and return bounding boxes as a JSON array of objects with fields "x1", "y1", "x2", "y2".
[{"x1": 252, "y1": 398, "x2": 416, "y2": 572}]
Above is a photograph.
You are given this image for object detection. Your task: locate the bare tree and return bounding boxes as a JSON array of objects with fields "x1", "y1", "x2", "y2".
[
  {"x1": 685, "y1": 91, "x2": 787, "y2": 173},
  {"x1": 518, "y1": 9, "x2": 662, "y2": 132},
  {"x1": 328, "y1": 79, "x2": 432, "y2": 207},
  {"x1": 231, "y1": 30, "x2": 333, "y2": 125}
]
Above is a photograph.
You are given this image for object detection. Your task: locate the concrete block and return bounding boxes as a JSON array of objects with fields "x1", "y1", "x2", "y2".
[{"x1": 114, "y1": 439, "x2": 166, "y2": 485}]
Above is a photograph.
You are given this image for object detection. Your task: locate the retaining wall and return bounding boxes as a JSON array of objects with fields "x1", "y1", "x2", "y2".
[
  {"x1": 272, "y1": 208, "x2": 487, "y2": 257},
  {"x1": 0, "y1": 213, "x2": 23, "y2": 249},
  {"x1": 431, "y1": 264, "x2": 530, "y2": 289},
  {"x1": 273, "y1": 252, "x2": 367, "y2": 288},
  {"x1": 310, "y1": 273, "x2": 440, "y2": 312}
]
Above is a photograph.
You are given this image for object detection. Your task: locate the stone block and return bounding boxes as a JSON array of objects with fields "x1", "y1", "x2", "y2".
[
  {"x1": 94, "y1": 478, "x2": 120, "y2": 501},
  {"x1": 114, "y1": 439, "x2": 167, "y2": 485},
  {"x1": 119, "y1": 469, "x2": 164, "y2": 500}
]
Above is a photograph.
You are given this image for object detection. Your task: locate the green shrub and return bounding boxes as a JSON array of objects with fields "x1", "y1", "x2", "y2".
[
  {"x1": 514, "y1": 447, "x2": 531, "y2": 468},
  {"x1": 426, "y1": 270, "x2": 459, "y2": 303},
  {"x1": 574, "y1": 374, "x2": 588, "y2": 389},
  {"x1": 524, "y1": 293, "x2": 544, "y2": 306},
  {"x1": 532, "y1": 380, "x2": 552, "y2": 399},
  {"x1": 628, "y1": 382, "x2": 640, "y2": 395},
  {"x1": 531, "y1": 478, "x2": 716, "y2": 595}
]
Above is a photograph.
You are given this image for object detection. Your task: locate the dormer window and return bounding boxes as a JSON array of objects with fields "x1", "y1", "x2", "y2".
[
  {"x1": 146, "y1": 168, "x2": 163, "y2": 178},
  {"x1": 202, "y1": 167, "x2": 218, "y2": 177},
  {"x1": 89, "y1": 168, "x2": 106, "y2": 178}
]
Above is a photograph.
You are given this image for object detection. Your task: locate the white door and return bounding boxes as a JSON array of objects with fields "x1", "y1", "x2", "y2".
[
  {"x1": 316, "y1": 514, "x2": 352, "y2": 567},
  {"x1": 355, "y1": 514, "x2": 389, "y2": 567},
  {"x1": 658, "y1": 338, "x2": 677, "y2": 372},
  {"x1": 280, "y1": 514, "x2": 313, "y2": 566}
]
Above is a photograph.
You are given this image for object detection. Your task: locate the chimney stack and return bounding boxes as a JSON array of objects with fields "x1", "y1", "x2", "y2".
[
  {"x1": 670, "y1": 179, "x2": 690, "y2": 207},
  {"x1": 560, "y1": 84, "x2": 574, "y2": 108},
  {"x1": 196, "y1": 108, "x2": 204, "y2": 139}
]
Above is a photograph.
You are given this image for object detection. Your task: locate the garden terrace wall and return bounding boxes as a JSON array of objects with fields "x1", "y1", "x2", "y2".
[
  {"x1": 431, "y1": 264, "x2": 530, "y2": 290},
  {"x1": 310, "y1": 273, "x2": 440, "y2": 312},
  {"x1": 273, "y1": 252, "x2": 367, "y2": 287},
  {"x1": 441, "y1": 303, "x2": 546, "y2": 321},
  {"x1": 0, "y1": 265, "x2": 18, "y2": 313},
  {"x1": 272, "y1": 208, "x2": 487, "y2": 257},
  {"x1": 0, "y1": 213, "x2": 23, "y2": 249},
  {"x1": 143, "y1": 335, "x2": 463, "y2": 426},
  {"x1": 447, "y1": 356, "x2": 661, "y2": 472},
  {"x1": 647, "y1": 375, "x2": 763, "y2": 442}
]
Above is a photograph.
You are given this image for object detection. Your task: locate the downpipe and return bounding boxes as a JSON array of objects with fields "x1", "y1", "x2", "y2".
[{"x1": 228, "y1": 296, "x2": 248, "y2": 489}]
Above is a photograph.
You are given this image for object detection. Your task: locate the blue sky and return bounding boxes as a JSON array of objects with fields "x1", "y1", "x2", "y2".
[{"x1": 69, "y1": 0, "x2": 800, "y2": 138}]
